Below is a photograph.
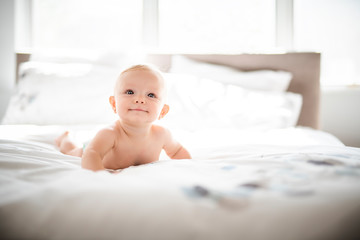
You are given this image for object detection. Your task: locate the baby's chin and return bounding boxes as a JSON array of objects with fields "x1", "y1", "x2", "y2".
[{"x1": 120, "y1": 115, "x2": 157, "y2": 125}]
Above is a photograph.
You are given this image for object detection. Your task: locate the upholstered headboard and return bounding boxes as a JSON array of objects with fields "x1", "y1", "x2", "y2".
[
  {"x1": 146, "y1": 52, "x2": 321, "y2": 129},
  {"x1": 16, "y1": 52, "x2": 321, "y2": 129}
]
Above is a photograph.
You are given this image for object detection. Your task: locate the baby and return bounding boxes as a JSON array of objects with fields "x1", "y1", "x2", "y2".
[{"x1": 56, "y1": 64, "x2": 191, "y2": 171}]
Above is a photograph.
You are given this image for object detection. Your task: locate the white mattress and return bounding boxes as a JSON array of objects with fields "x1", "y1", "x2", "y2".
[{"x1": 1, "y1": 125, "x2": 360, "y2": 240}]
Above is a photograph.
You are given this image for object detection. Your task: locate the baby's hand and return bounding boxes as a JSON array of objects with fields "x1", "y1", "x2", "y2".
[{"x1": 107, "y1": 169, "x2": 122, "y2": 174}]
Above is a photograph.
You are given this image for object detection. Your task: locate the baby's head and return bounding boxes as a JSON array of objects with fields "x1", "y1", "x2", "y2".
[
  {"x1": 115, "y1": 64, "x2": 166, "y2": 94},
  {"x1": 109, "y1": 64, "x2": 169, "y2": 124}
]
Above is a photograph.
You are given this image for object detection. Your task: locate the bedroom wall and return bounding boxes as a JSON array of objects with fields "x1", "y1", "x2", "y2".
[
  {"x1": 0, "y1": 0, "x2": 15, "y2": 120},
  {"x1": 320, "y1": 87, "x2": 360, "y2": 148}
]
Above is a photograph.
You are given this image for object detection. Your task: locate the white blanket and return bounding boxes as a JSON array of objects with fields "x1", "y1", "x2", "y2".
[{"x1": 1, "y1": 125, "x2": 360, "y2": 240}]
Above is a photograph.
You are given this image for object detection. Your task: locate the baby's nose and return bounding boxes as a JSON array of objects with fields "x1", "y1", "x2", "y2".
[{"x1": 135, "y1": 97, "x2": 145, "y2": 104}]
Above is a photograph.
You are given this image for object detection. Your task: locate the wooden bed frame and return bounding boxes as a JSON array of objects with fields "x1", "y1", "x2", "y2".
[{"x1": 16, "y1": 52, "x2": 321, "y2": 129}]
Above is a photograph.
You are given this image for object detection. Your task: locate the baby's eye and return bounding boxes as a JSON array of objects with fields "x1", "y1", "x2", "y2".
[
  {"x1": 147, "y1": 93, "x2": 156, "y2": 98},
  {"x1": 125, "y1": 90, "x2": 134, "y2": 95}
]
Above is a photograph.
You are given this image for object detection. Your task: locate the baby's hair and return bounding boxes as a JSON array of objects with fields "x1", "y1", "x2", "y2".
[
  {"x1": 114, "y1": 64, "x2": 167, "y2": 99},
  {"x1": 119, "y1": 64, "x2": 164, "y2": 80}
]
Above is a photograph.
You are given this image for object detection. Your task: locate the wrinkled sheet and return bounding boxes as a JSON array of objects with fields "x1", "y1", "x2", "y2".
[{"x1": 1, "y1": 125, "x2": 360, "y2": 240}]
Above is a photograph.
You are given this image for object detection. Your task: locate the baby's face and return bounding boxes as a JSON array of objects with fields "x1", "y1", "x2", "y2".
[{"x1": 113, "y1": 69, "x2": 167, "y2": 124}]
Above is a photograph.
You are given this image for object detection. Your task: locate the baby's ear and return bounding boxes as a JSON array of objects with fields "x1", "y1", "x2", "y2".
[
  {"x1": 109, "y1": 96, "x2": 116, "y2": 113},
  {"x1": 159, "y1": 104, "x2": 169, "y2": 120}
]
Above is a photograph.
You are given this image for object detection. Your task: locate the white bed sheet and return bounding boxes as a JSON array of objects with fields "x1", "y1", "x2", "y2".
[{"x1": 1, "y1": 125, "x2": 360, "y2": 240}]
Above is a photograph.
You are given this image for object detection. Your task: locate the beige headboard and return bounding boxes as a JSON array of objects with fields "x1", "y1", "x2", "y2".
[
  {"x1": 16, "y1": 52, "x2": 321, "y2": 129},
  {"x1": 146, "y1": 52, "x2": 321, "y2": 129}
]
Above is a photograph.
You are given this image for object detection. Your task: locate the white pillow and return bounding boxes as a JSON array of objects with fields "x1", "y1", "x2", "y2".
[
  {"x1": 170, "y1": 55, "x2": 292, "y2": 92},
  {"x1": 3, "y1": 62, "x2": 301, "y2": 130},
  {"x1": 30, "y1": 49, "x2": 102, "y2": 64},
  {"x1": 18, "y1": 61, "x2": 94, "y2": 78},
  {"x1": 2, "y1": 62, "x2": 119, "y2": 125},
  {"x1": 161, "y1": 73, "x2": 302, "y2": 131}
]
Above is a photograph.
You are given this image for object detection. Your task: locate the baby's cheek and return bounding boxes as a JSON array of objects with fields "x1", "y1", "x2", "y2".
[{"x1": 155, "y1": 106, "x2": 164, "y2": 115}]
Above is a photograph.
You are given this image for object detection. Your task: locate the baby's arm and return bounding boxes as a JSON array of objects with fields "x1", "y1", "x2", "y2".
[
  {"x1": 81, "y1": 128, "x2": 116, "y2": 171},
  {"x1": 163, "y1": 128, "x2": 191, "y2": 159}
]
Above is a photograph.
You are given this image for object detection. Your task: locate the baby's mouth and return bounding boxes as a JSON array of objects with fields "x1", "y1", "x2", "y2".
[{"x1": 129, "y1": 108, "x2": 149, "y2": 113}]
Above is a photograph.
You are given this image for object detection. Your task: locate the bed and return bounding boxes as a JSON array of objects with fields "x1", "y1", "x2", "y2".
[{"x1": 1, "y1": 51, "x2": 359, "y2": 240}]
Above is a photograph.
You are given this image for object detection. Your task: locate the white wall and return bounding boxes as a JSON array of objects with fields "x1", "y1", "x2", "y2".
[
  {"x1": 0, "y1": 0, "x2": 15, "y2": 120},
  {"x1": 320, "y1": 87, "x2": 360, "y2": 147}
]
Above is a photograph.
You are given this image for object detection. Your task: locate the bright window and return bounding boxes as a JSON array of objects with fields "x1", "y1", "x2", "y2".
[
  {"x1": 294, "y1": 0, "x2": 360, "y2": 86},
  {"x1": 158, "y1": 0, "x2": 276, "y2": 52},
  {"x1": 32, "y1": 0, "x2": 143, "y2": 50},
  {"x1": 26, "y1": 0, "x2": 276, "y2": 52},
  {"x1": 16, "y1": 0, "x2": 360, "y2": 86}
]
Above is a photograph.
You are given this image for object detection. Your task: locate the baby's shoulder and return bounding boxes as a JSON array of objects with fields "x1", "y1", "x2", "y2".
[
  {"x1": 95, "y1": 122, "x2": 119, "y2": 138},
  {"x1": 151, "y1": 124, "x2": 171, "y2": 137}
]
